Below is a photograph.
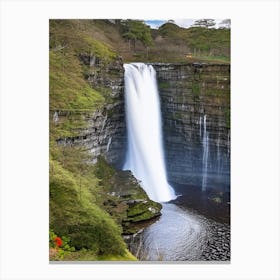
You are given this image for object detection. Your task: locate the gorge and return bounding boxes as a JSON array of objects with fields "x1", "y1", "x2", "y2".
[
  {"x1": 49, "y1": 19, "x2": 230, "y2": 261},
  {"x1": 58, "y1": 61, "x2": 231, "y2": 196}
]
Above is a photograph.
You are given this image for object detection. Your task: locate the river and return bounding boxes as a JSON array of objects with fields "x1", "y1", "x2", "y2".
[{"x1": 125, "y1": 203, "x2": 230, "y2": 261}]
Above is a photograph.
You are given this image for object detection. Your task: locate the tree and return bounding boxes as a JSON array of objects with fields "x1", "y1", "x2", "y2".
[
  {"x1": 192, "y1": 19, "x2": 216, "y2": 29},
  {"x1": 219, "y1": 19, "x2": 231, "y2": 29},
  {"x1": 121, "y1": 20, "x2": 153, "y2": 52}
]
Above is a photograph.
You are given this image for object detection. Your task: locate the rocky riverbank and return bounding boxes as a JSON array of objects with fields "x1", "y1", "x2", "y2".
[
  {"x1": 199, "y1": 218, "x2": 230, "y2": 261},
  {"x1": 124, "y1": 203, "x2": 230, "y2": 261}
]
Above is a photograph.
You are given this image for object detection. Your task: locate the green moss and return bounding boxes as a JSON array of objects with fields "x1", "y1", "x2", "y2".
[
  {"x1": 192, "y1": 81, "x2": 201, "y2": 102},
  {"x1": 60, "y1": 249, "x2": 137, "y2": 261},
  {"x1": 192, "y1": 82, "x2": 200, "y2": 95},
  {"x1": 83, "y1": 36, "x2": 117, "y2": 62},
  {"x1": 93, "y1": 156, "x2": 115, "y2": 187},
  {"x1": 97, "y1": 250, "x2": 137, "y2": 261},
  {"x1": 224, "y1": 107, "x2": 230, "y2": 128},
  {"x1": 49, "y1": 146, "x2": 127, "y2": 256},
  {"x1": 126, "y1": 201, "x2": 162, "y2": 222},
  {"x1": 205, "y1": 88, "x2": 228, "y2": 96},
  {"x1": 49, "y1": 51, "x2": 105, "y2": 111},
  {"x1": 211, "y1": 197, "x2": 222, "y2": 204},
  {"x1": 49, "y1": 20, "x2": 120, "y2": 139},
  {"x1": 158, "y1": 81, "x2": 170, "y2": 90},
  {"x1": 173, "y1": 111, "x2": 182, "y2": 120}
]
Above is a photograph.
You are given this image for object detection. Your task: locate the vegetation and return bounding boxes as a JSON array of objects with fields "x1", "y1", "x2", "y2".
[
  {"x1": 49, "y1": 20, "x2": 136, "y2": 261},
  {"x1": 49, "y1": 150, "x2": 127, "y2": 256},
  {"x1": 192, "y1": 19, "x2": 216, "y2": 29},
  {"x1": 120, "y1": 20, "x2": 153, "y2": 50},
  {"x1": 49, "y1": 19, "x2": 230, "y2": 261},
  {"x1": 149, "y1": 22, "x2": 230, "y2": 63},
  {"x1": 49, "y1": 20, "x2": 113, "y2": 139},
  {"x1": 49, "y1": 19, "x2": 230, "y2": 63}
]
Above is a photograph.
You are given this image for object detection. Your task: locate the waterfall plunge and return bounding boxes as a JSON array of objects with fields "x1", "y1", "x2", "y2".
[
  {"x1": 123, "y1": 63, "x2": 176, "y2": 203},
  {"x1": 202, "y1": 115, "x2": 209, "y2": 191}
]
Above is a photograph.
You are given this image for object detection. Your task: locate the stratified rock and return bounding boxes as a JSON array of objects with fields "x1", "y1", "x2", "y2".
[{"x1": 152, "y1": 63, "x2": 230, "y2": 191}]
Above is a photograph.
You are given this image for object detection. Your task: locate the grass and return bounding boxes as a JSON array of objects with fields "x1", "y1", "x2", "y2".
[
  {"x1": 49, "y1": 21, "x2": 138, "y2": 258},
  {"x1": 190, "y1": 55, "x2": 230, "y2": 64},
  {"x1": 49, "y1": 51, "x2": 105, "y2": 111},
  {"x1": 49, "y1": 20, "x2": 119, "y2": 139},
  {"x1": 61, "y1": 249, "x2": 137, "y2": 261},
  {"x1": 49, "y1": 147, "x2": 128, "y2": 256}
]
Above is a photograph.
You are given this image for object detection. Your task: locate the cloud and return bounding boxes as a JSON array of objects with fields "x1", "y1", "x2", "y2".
[
  {"x1": 145, "y1": 19, "x2": 226, "y2": 29},
  {"x1": 173, "y1": 19, "x2": 195, "y2": 28}
]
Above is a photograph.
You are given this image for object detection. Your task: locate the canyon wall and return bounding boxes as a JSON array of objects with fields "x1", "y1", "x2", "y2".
[
  {"x1": 54, "y1": 55, "x2": 127, "y2": 169},
  {"x1": 153, "y1": 63, "x2": 230, "y2": 192},
  {"x1": 54, "y1": 61, "x2": 230, "y2": 192}
]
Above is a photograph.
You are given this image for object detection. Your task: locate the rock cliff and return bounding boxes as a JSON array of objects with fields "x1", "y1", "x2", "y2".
[
  {"x1": 54, "y1": 55, "x2": 127, "y2": 169},
  {"x1": 153, "y1": 63, "x2": 230, "y2": 191},
  {"x1": 54, "y1": 62, "x2": 230, "y2": 193}
]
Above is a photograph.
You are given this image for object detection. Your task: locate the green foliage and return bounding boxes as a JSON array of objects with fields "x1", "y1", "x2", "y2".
[
  {"x1": 49, "y1": 20, "x2": 117, "y2": 62},
  {"x1": 126, "y1": 201, "x2": 161, "y2": 222},
  {"x1": 50, "y1": 232, "x2": 75, "y2": 251},
  {"x1": 49, "y1": 50, "x2": 104, "y2": 111},
  {"x1": 50, "y1": 19, "x2": 230, "y2": 64},
  {"x1": 186, "y1": 27, "x2": 230, "y2": 57},
  {"x1": 224, "y1": 107, "x2": 231, "y2": 128},
  {"x1": 49, "y1": 149, "x2": 127, "y2": 256},
  {"x1": 49, "y1": 20, "x2": 119, "y2": 139},
  {"x1": 62, "y1": 248, "x2": 137, "y2": 261},
  {"x1": 49, "y1": 229, "x2": 75, "y2": 261},
  {"x1": 121, "y1": 20, "x2": 153, "y2": 47},
  {"x1": 153, "y1": 21, "x2": 230, "y2": 63},
  {"x1": 158, "y1": 22, "x2": 184, "y2": 40},
  {"x1": 158, "y1": 81, "x2": 170, "y2": 89},
  {"x1": 192, "y1": 82, "x2": 200, "y2": 96},
  {"x1": 93, "y1": 156, "x2": 115, "y2": 186},
  {"x1": 49, "y1": 20, "x2": 142, "y2": 261},
  {"x1": 192, "y1": 19, "x2": 216, "y2": 29}
]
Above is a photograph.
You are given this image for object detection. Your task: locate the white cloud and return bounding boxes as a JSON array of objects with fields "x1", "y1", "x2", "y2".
[
  {"x1": 173, "y1": 19, "x2": 195, "y2": 28},
  {"x1": 175, "y1": 19, "x2": 226, "y2": 28},
  {"x1": 145, "y1": 18, "x2": 227, "y2": 29}
]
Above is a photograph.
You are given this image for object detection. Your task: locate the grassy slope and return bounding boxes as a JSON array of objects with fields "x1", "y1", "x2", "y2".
[
  {"x1": 145, "y1": 23, "x2": 230, "y2": 64},
  {"x1": 49, "y1": 20, "x2": 135, "y2": 261},
  {"x1": 113, "y1": 21, "x2": 230, "y2": 64}
]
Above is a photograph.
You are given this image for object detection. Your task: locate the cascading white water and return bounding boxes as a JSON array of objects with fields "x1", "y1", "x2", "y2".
[
  {"x1": 217, "y1": 132, "x2": 221, "y2": 174},
  {"x1": 199, "y1": 116, "x2": 202, "y2": 137},
  {"x1": 202, "y1": 115, "x2": 209, "y2": 191},
  {"x1": 123, "y1": 63, "x2": 176, "y2": 202}
]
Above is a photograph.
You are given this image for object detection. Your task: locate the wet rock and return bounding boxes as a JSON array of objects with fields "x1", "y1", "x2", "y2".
[{"x1": 152, "y1": 63, "x2": 230, "y2": 190}]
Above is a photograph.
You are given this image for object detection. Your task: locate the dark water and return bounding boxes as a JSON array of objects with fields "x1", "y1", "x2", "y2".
[
  {"x1": 125, "y1": 185, "x2": 230, "y2": 261},
  {"x1": 172, "y1": 183, "x2": 230, "y2": 224}
]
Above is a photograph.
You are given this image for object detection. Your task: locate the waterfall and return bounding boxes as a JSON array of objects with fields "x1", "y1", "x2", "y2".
[
  {"x1": 227, "y1": 132, "x2": 230, "y2": 157},
  {"x1": 217, "y1": 132, "x2": 221, "y2": 174},
  {"x1": 199, "y1": 116, "x2": 202, "y2": 137},
  {"x1": 202, "y1": 115, "x2": 209, "y2": 191},
  {"x1": 123, "y1": 63, "x2": 176, "y2": 203}
]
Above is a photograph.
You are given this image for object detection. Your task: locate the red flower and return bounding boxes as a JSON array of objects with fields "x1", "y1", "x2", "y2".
[{"x1": 54, "y1": 236, "x2": 63, "y2": 247}]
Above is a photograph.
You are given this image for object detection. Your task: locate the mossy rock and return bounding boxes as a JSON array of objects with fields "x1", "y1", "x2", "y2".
[
  {"x1": 125, "y1": 200, "x2": 162, "y2": 222},
  {"x1": 93, "y1": 157, "x2": 163, "y2": 235}
]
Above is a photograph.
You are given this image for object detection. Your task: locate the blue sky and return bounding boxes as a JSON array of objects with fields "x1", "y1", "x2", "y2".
[{"x1": 145, "y1": 19, "x2": 223, "y2": 29}]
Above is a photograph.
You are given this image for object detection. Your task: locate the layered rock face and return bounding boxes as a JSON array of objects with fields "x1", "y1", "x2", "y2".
[
  {"x1": 81, "y1": 55, "x2": 127, "y2": 168},
  {"x1": 153, "y1": 63, "x2": 230, "y2": 192},
  {"x1": 55, "y1": 61, "x2": 230, "y2": 193},
  {"x1": 55, "y1": 55, "x2": 126, "y2": 168}
]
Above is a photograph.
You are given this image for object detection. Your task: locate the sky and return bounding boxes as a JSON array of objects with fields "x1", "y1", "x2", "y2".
[{"x1": 145, "y1": 19, "x2": 224, "y2": 29}]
